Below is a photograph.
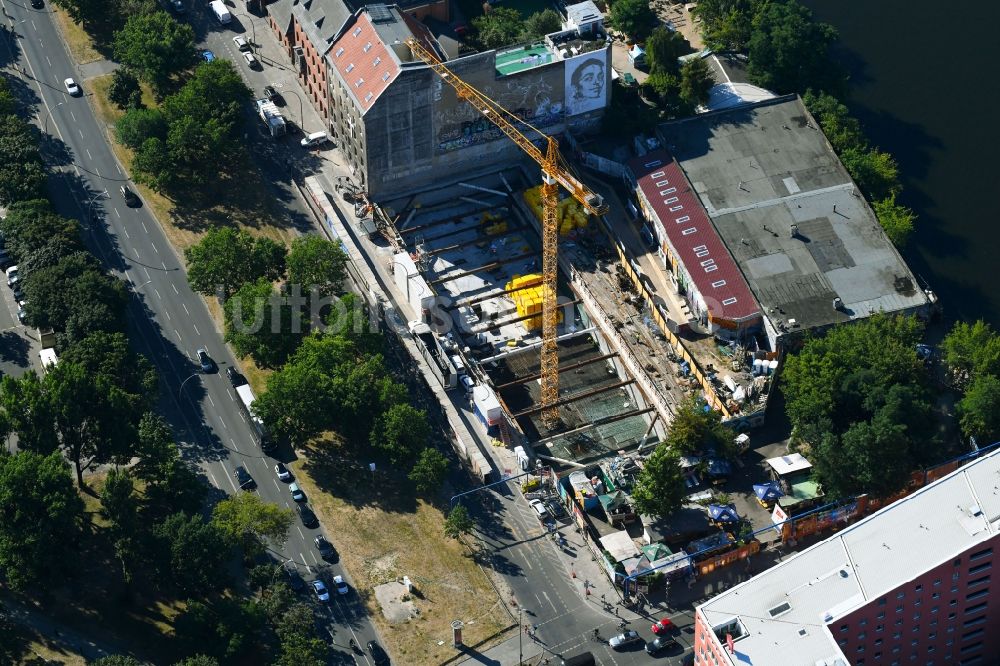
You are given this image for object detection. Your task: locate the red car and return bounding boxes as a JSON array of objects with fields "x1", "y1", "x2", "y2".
[{"x1": 651, "y1": 617, "x2": 675, "y2": 635}]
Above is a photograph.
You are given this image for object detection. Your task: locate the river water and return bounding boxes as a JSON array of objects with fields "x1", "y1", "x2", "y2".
[{"x1": 802, "y1": 0, "x2": 1000, "y2": 327}]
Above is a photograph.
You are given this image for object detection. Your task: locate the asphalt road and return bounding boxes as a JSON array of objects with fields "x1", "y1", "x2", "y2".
[{"x1": 0, "y1": 0, "x2": 379, "y2": 661}]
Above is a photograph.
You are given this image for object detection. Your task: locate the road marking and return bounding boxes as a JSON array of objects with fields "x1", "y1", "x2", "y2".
[
  {"x1": 151, "y1": 242, "x2": 158, "y2": 254},
  {"x1": 116, "y1": 165, "x2": 122, "y2": 175},
  {"x1": 71, "y1": 110, "x2": 77, "y2": 122},
  {"x1": 45, "y1": 55, "x2": 50, "y2": 66},
  {"x1": 300, "y1": 553, "x2": 308, "y2": 567},
  {"x1": 161, "y1": 262, "x2": 167, "y2": 271},
  {"x1": 207, "y1": 470, "x2": 219, "y2": 488},
  {"x1": 208, "y1": 394, "x2": 215, "y2": 407},
  {"x1": 174, "y1": 329, "x2": 182, "y2": 341},
  {"x1": 173, "y1": 284, "x2": 179, "y2": 295},
  {"x1": 143, "y1": 267, "x2": 150, "y2": 279},
  {"x1": 224, "y1": 467, "x2": 239, "y2": 493},
  {"x1": 123, "y1": 227, "x2": 129, "y2": 239},
  {"x1": 164, "y1": 310, "x2": 171, "y2": 321},
  {"x1": 30, "y1": 20, "x2": 36, "y2": 30},
  {"x1": 228, "y1": 389, "x2": 235, "y2": 402},
  {"x1": 142, "y1": 222, "x2": 148, "y2": 233},
  {"x1": 541, "y1": 590, "x2": 555, "y2": 613},
  {"x1": 133, "y1": 248, "x2": 140, "y2": 258},
  {"x1": 296, "y1": 526, "x2": 305, "y2": 539},
  {"x1": 193, "y1": 323, "x2": 200, "y2": 335},
  {"x1": 182, "y1": 302, "x2": 189, "y2": 314},
  {"x1": 114, "y1": 207, "x2": 121, "y2": 218},
  {"x1": 85, "y1": 148, "x2": 91, "y2": 160},
  {"x1": 78, "y1": 128, "x2": 83, "y2": 139},
  {"x1": 154, "y1": 288, "x2": 161, "y2": 299},
  {"x1": 273, "y1": 478, "x2": 280, "y2": 490}
]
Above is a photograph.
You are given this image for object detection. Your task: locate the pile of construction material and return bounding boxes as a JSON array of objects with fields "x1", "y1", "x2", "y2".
[{"x1": 522, "y1": 186, "x2": 590, "y2": 236}]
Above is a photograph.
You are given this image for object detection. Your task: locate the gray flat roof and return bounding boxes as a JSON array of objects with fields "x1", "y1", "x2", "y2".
[{"x1": 657, "y1": 96, "x2": 929, "y2": 333}]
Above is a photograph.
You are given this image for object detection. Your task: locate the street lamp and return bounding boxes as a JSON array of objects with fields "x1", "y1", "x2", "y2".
[
  {"x1": 87, "y1": 189, "x2": 108, "y2": 223},
  {"x1": 279, "y1": 87, "x2": 307, "y2": 135},
  {"x1": 231, "y1": 9, "x2": 257, "y2": 46},
  {"x1": 41, "y1": 100, "x2": 64, "y2": 135},
  {"x1": 178, "y1": 372, "x2": 199, "y2": 400}
]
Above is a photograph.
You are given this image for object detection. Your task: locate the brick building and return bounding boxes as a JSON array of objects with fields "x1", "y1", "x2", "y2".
[{"x1": 693, "y1": 448, "x2": 1000, "y2": 666}]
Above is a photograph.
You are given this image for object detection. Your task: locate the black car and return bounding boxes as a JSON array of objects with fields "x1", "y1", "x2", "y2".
[
  {"x1": 30, "y1": 0, "x2": 43, "y2": 7},
  {"x1": 234, "y1": 466, "x2": 255, "y2": 490},
  {"x1": 284, "y1": 567, "x2": 305, "y2": 592},
  {"x1": 262, "y1": 85, "x2": 283, "y2": 105},
  {"x1": 197, "y1": 348, "x2": 215, "y2": 373},
  {"x1": 120, "y1": 185, "x2": 140, "y2": 207},
  {"x1": 367, "y1": 640, "x2": 390, "y2": 666},
  {"x1": 315, "y1": 536, "x2": 336, "y2": 560},
  {"x1": 298, "y1": 503, "x2": 318, "y2": 528},
  {"x1": 645, "y1": 636, "x2": 679, "y2": 655},
  {"x1": 226, "y1": 366, "x2": 247, "y2": 387}
]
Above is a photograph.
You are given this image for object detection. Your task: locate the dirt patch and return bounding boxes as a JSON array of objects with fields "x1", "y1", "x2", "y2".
[
  {"x1": 373, "y1": 580, "x2": 418, "y2": 623},
  {"x1": 290, "y1": 445, "x2": 508, "y2": 665}
]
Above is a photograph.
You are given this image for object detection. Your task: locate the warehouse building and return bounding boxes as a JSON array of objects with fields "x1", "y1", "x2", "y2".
[{"x1": 693, "y1": 448, "x2": 1000, "y2": 665}]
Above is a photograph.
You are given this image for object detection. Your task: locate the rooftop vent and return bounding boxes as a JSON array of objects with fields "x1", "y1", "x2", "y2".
[{"x1": 768, "y1": 602, "x2": 792, "y2": 618}]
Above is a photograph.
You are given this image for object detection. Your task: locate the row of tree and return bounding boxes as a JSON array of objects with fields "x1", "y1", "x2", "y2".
[
  {"x1": 641, "y1": 27, "x2": 715, "y2": 117},
  {"x1": 943, "y1": 321, "x2": 1000, "y2": 447},
  {"x1": 471, "y1": 7, "x2": 564, "y2": 50}
]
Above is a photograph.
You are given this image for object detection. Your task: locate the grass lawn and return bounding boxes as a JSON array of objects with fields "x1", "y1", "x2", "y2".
[
  {"x1": 51, "y1": 6, "x2": 103, "y2": 65},
  {"x1": 1, "y1": 621, "x2": 88, "y2": 666},
  {"x1": 291, "y1": 442, "x2": 510, "y2": 664}
]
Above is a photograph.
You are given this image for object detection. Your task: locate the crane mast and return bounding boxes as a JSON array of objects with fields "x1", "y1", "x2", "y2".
[{"x1": 405, "y1": 38, "x2": 608, "y2": 428}]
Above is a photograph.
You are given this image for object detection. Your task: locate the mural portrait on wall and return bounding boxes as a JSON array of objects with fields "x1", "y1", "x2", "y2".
[{"x1": 565, "y1": 52, "x2": 608, "y2": 116}]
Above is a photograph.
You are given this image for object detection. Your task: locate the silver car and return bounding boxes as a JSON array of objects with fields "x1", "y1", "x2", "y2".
[{"x1": 609, "y1": 629, "x2": 642, "y2": 650}]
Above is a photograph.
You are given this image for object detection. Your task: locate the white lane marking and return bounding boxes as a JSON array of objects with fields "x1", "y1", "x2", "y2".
[
  {"x1": 193, "y1": 323, "x2": 200, "y2": 335},
  {"x1": 154, "y1": 288, "x2": 161, "y2": 300},
  {"x1": 70, "y1": 111, "x2": 77, "y2": 122},
  {"x1": 541, "y1": 590, "x2": 555, "y2": 613},
  {"x1": 31, "y1": 20, "x2": 36, "y2": 30},
  {"x1": 143, "y1": 267, "x2": 151, "y2": 279},
  {"x1": 151, "y1": 242, "x2": 158, "y2": 254},
  {"x1": 273, "y1": 478, "x2": 280, "y2": 491},
  {"x1": 183, "y1": 303, "x2": 190, "y2": 315},
  {"x1": 114, "y1": 207, "x2": 121, "y2": 218},
  {"x1": 78, "y1": 128, "x2": 83, "y2": 139},
  {"x1": 224, "y1": 467, "x2": 239, "y2": 493},
  {"x1": 123, "y1": 226, "x2": 130, "y2": 238},
  {"x1": 208, "y1": 471, "x2": 219, "y2": 488},
  {"x1": 161, "y1": 262, "x2": 167, "y2": 271},
  {"x1": 124, "y1": 270, "x2": 132, "y2": 283},
  {"x1": 238, "y1": 411, "x2": 247, "y2": 424},
  {"x1": 208, "y1": 394, "x2": 215, "y2": 407},
  {"x1": 173, "y1": 284, "x2": 179, "y2": 295},
  {"x1": 142, "y1": 222, "x2": 148, "y2": 233},
  {"x1": 45, "y1": 55, "x2": 51, "y2": 66},
  {"x1": 174, "y1": 329, "x2": 182, "y2": 341},
  {"x1": 219, "y1": 416, "x2": 227, "y2": 430},
  {"x1": 228, "y1": 389, "x2": 235, "y2": 402},
  {"x1": 164, "y1": 310, "x2": 171, "y2": 321},
  {"x1": 296, "y1": 526, "x2": 305, "y2": 539},
  {"x1": 133, "y1": 248, "x2": 140, "y2": 258},
  {"x1": 116, "y1": 165, "x2": 122, "y2": 175},
  {"x1": 85, "y1": 148, "x2": 91, "y2": 160},
  {"x1": 300, "y1": 553, "x2": 308, "y2": 567}
]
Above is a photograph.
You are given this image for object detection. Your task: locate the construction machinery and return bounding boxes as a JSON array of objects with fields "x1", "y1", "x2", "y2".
[{"x1": 405, "y1": 38, "x2": 609, "y2": 428}]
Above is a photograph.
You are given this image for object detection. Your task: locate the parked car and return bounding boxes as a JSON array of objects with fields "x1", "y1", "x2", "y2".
[
  {"x1": 234, "y1": 466, "x2": 255, "y2": 490},
  {"x1": 289, "y1": 482, "x2": 305, "y2": 502},
  {"x1": 333, "y1": 574, "x2": 349, "y2": 595},
  {"x1": 202, "y1": 50, "x2": 215, "y2": 62},
  {"x1": 315, "y1": 535, "x2": 335, "y2": 560},
  {"x1": 30, "y1": 0, "x2": 44, "y2": 8},
  {"x1": 16, "y1": 301, "x2": 28, "y2": 323},
  {"x1": 284, "y1": 567, "x2": 305, "y2": 592},
  {"x1": 226, "y1": 366, "x2": 247, "y2": 387},
  {"x1": 645, "y1": 636, "x2": 678, "y2": 655},
  {"x1": 233, "y1": 35, "x2": 251, "y2": 51},
  {"x1": 367, "y1": 640, "x2": 390, "y2": 666},
  {"x1": 196, "y1": 348, "x2": 215, "y2": 372},
  {"x1": 528, "y1": 499, "x2": 550, "y2": 521},
  {"x1": 311, "y1": 579, "x2": 330, "y2": 602},
  {"x1": 300, "y1": 131, "x2": 329, "y2": 148},
  {"x1": 275, "y1": 462, "x2": 292, "y2": 482},
  {"x1": 243, "y1": 52, "x2": 260, "y2": 70},
  {"x1": 608, "y1": 630, "x2": 642, "y2": 650},
  {"x1": 63, "y1": 77, "x2": 81, "y2": 96},
  {"x1": 298, "y1": 504, "x2": 318, "y2": 528},
  {"x1": 262, "y1": 85, "x2": 283, "y2": 105},
  {"x1": 120, "y1": 185, "x2": 139, "y2": 207},
  {"x1": 6, "y1": 265, "x2": 19, "y2": 287}
]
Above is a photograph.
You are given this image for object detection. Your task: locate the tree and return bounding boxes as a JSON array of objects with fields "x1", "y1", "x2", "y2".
[
  {"x1": 131, "y1": 136, "x2": 173, "y2": 190},
  {"x1": 444, "y1": 504, "x2": 473, "y2": 539},
  {"x1": 286, "y1": 235, "x2": 348, "y2": 298},
  {"x1": 957, "y1": 374, "x2": 1000, "y2": 446},
  {"x1": 872, "y1": 194, "x2": 916, "y2": 247},
  {"x1": 472, "y1": 7, "x2": 524, "y2": 49},
  {"x1": 224, "y1": 278, "x2": 303, "y2": 368},
  {"x1": 0, "y1": 452, "x2": 84, "y2": 591},
  {"x1": 61, "y1": 331, "x2": 158, "y2": 420},
  {"x1": 679, "y1": 57, "x2": 715, "y2": 109},
  {"x1": 0, "y1": 373, "x2": 58, "y2": 456},
  {"x1": 608, "y1": 0, "x2": 657, "y2": 41},
  {"x1": 154, "y1": 512, "x2": 230, "y2": 594},
  {"x1": 173, "y1": 657, "x2": 220, "y2": 666},
  {"x1": 521, "y1": 9, "x2": 562, "y2": 42},
  {"x1": 109, "y1": 67, "x2": 142, "y2": 110},
  {"x1": 113, "y1": 11, "x2": 198, "y2": 95},
  {"x1": 0, "y1": 115, "x2": 47, "y2": 205},
  {"x1": 100, "y1": 468, "x2": 142, "y2": 583},
  {"x1": 692, "y1": 0, "x2": 760, "y2": 52},
  {"x1": 163, "y1": 59, "x2": 251, "y2": 133},
  {"x1": 645, "y1": 27, "x2": 688, "y2": 75},
  {"x1": 134, "y1": 413, "x2": 205, "y2": 517},
  {"x1": 942, "y1": 320, "x2": 1000, "y2": 382},
  {"x1": 663, "y1": 396, "x2": 733, "y2": 457},
  {"x1": 631, "y1": 444, "x2": 686, "y2": 517},
  {"x1": 370, "y1": 403, "x2": 430, "y2": 466},
  {"x1": 254, "y1": 361, "x2": 332, "y2": 447},
  {"x1": 0, "y1": 76, "x2": 16, "y2": 116},
  {"x1": 747, "y1": 0, "x2": 839, "y2": 95},
  {"x1": 813, "y1": 410, "x2": 911, "y2": 498},
  {"x1": 277, "y1": 632, "x2": 329, "y2": 666},
  {"x1": 643, "y1": 70, "x2": 688, "y2": 116},
  {"x1": 115, "y1": 107, "x2": 167, "y2": 151},
  {"x1": 840, "y1": 146, "x2": 900, "y2": 201},
  {"x1": 802, "y1": 90, "x2": 865, "y2": 153},
  {"x1": 185, "y1": 227, "x2": 286, "y2": 298},
  {"x1": 174, "y1": 599, "x2": 263, "y2": 661},
  {"x1": 0, "y1": 199, "x2": 82, "y2": 264},
  {"x1": 409, "y1": 448, "x2": 448, "y2": 494},
  {"x1": 91, "y1": 657, "x2": 145, "y2": 666},
  {"x1": 275, "y1": 603, "x2": 316, "y2": 643},
  {"x1": 212, "y1": 492, "x2": 293, "y2": 558}
]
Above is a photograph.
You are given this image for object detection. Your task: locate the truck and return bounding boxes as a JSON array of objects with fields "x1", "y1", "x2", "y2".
[
  {"x1": 209, "y1": 0, "x2": 231, "y2": 24},
  {"x1": 235, "y1": 383, "x2": 275, "y2": 453},
  {"x1": 256, "y1": 98, "x2": 287, "y2": 137}
]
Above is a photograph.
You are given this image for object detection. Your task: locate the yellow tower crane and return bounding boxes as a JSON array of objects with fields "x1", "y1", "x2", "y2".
[{"x1": 405, "y1": 38, "x2": 609, "y2": 428}]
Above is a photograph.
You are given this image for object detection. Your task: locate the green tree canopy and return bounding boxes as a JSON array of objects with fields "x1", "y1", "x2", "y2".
[
  {"x1": 472, "y1": 7, "x2": 524, "y2": 49},
  {"x1": 444, "y1": 504, "x2": 473, "y2": 539},
  {"x1": 802, "y1": 90, "x2": 865, "y2": 153},
  {"x1": 840, "y1": 146, "x2": 900, "y2": 201},
  {"x1": 100, "y1": 468, "x2": 142, "y2": 583},
  {"x1": 409, "y1": 447, "x2": 449, "y2": 494},
  {"x1": 154, "y1": 512, "x2": 230, "y2": 595},
  {"x1": 679, "y1": 57, "x2": 715, "y2": 109},
  {"x1": 0, "y1": 451, "x2": 84, "y2": 591},
  {"x1": 212, "y1": 492, "x2": 293, "y2": 558},
  {"x1": 645, "y1": 27, "x2": 688, "y2": 75},
  {"x1": 747, "y1": 0, "x2": 839, "y2": 95},
  {"x1": 109, "y1": 67, "x2": 142, "y2": 110},
  {"x1": 286, "y1": 235, "x2": 348, "y2": 298},
  {"x1": 0, "y1": 199, "x2": 83, "y2": 265},
  {"x1": 872, "y1": 194, "x2": 916, "y2": 247},
  {"x1": 224, "y1": 278, "x2": 303, "y2": 368},
  {"x1": 942, "y1": 320, "x2": 1000, "y2": 382},
  {"x1": 134, "y1": 413, "x2": 205, "y2": 517},
  {"x1": 521, "y1": 9, "x2": 562, "y2": 42},
  {"x1": 608, "y1": 0, "x2": 657, "y2": 41},
  {"x1": 957, "y1": 374, "x2": 1000, "y2": 446},
  {"x1": 61, "y1": 331, "x2": 158, "y2": 417},
  {"x1": 163, "y1": 59, "x2": 251, "y2": 132},
  {"x1": 663, "y1": 395, "x2": 733, "y2": 457},
  {"x1": 173, "y1": 657, "x2": 220, "y2": 666},
  {"x1": 631, "y1": 444, "x2": 686, "y2": 518},
  {"x1": 113, "y1": 11, "x2": 198, "y2": 95},
  {"x1": 254, "y1": 360, "x2": 332, "y2": 447},
  {"x1": 115, "y1": 107, "x2": 168, "y2": 151},
  {"x1": 174, "y1": 599, "x2": 263, "y2": 662},
  {"x1": 0, "y1": 115, "x2": 47, "y2": 205},
  {"x1": 185, "y1": 227, "x2": 286, "y2": 298},
  {"x1": 370, "y1": 403, "x2": 430, "y2": 466},
  {"x1": 692, "y1": 0, "x2": 762, "y2": 51},
  {"x1": 92, "y1": 656, "x2": 145, "y2": 666}
]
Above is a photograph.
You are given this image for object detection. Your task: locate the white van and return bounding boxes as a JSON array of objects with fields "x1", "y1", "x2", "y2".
[
  {"x1": 300, "y1": 131, "x2": 329, "y2": 147},
  {"x1": 6, "y1": 264, "x2": 19, "y2": 287},
  {"x1": 209, "y1": 0, "x2": 231, "y2": 24},
  {"x1": 39, "y1": 348, "x2": 59, "y2": 373}
]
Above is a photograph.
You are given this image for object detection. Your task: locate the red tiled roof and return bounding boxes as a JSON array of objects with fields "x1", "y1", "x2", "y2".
[
  {"x1": 629, "y1": 150, "x2": 761, "y2": 324},
  {"x1": 329, "y1": 13, "x2": 400, "y2": 111}
]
